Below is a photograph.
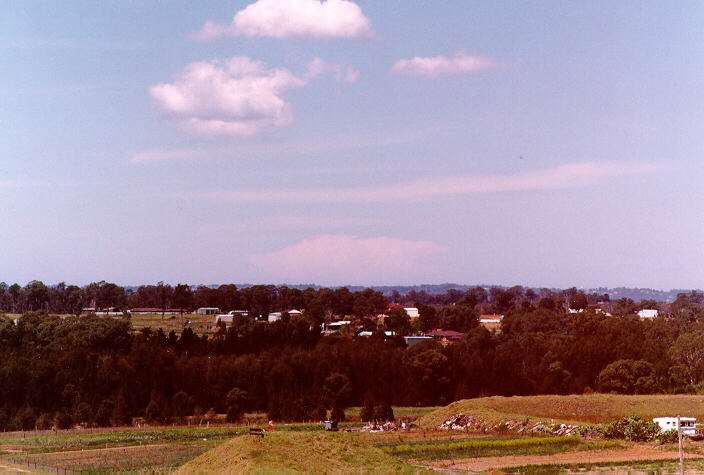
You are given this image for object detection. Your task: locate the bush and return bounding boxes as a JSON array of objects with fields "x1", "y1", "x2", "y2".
[
  {"x1": 657, "y1": 428, "x2": 680, "y2": 444},
  {"x1": 601, "y1": 416, "x2": 660, "y2": 441}
]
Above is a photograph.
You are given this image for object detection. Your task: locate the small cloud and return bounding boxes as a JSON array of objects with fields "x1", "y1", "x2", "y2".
[
  {"x1": 149, "y1": 57, "x2": 358, "y2": 136},
  {"x1": 391, "y1": 52, "x2": 506, "y2": 77},
  {"x1": 189, "y1": 0, "x2": 374, "y2": 40},
  {"x1": 249, "y1": 234, "x2": 445, "y2": 285}
]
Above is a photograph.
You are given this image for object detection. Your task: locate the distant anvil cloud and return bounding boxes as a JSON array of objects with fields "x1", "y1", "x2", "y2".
[
  {"x1": 249, "y1": 234, "x2": 445, "y2": 285},
  {"x1": 149, "y1": 56, "x2": 357, "y2": 136},
  {"x1": 189, "y1": 0, "x2": 374, "y2": 40},
  {"x1": 202, "y1": 162, "x2": 663, "y2": 203}
]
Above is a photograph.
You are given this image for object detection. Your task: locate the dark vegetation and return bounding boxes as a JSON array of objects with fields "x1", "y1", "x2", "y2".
[{"x1": 1, "y1": 280, "x2": 704, "y2": 431}]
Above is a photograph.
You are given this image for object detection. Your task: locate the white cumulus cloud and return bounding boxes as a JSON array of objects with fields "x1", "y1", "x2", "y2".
[
  {"x1": 150, "y1": 57, "x2": 358, "y2": 136},
  {"x1": 249, "y1": 235, "x2": 445, "y2": 285},
  {"x1": 391, "y1": 52, "x2": 506, "y2": 76},
  {"x1": 190, "y1": 0, "x2": 374, "y2": 40}
]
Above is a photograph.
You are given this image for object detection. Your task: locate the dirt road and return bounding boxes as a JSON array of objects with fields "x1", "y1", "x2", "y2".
[{"x1": 422, "y1": 447, "x2": 703, "y2": 472}]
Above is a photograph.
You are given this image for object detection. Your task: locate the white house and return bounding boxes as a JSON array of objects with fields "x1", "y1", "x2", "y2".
[
  {"x1": 653, "y1": 417, "x2": 696, "y2": 435},
  {"x1": 638, "y1": 309, "x2": 659, "y2": 320}
]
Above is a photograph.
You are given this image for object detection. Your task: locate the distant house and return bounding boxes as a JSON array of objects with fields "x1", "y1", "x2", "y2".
[
  {"x1": 479, "y1": 314, "x2": 503, "y2": 330},
  {"x1": 403, "y1": 335, "x2": 432, "y2": 347},
  {"x1": 358, "y1": 330, "x2": 395, "y2": 337},
  {"x1": 427, "y1": 329, "x2": 462, "y2": 346},
  {"x1": 195, "y1": 307, "x2": 220, "y2": 315},
  {"x1": 638, "y1": 309, "x2": 658, "y2": 320},
  {"x1": 653, "y1": 417, "x2": 696, "y2": 435}
]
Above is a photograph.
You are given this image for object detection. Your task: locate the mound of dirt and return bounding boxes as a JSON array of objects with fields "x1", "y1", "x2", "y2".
[
  {"x1": 421, "y1": 394, "x2": 704, "y2": 428},
  {"x1": 177, "y1": 431, "x2": 409, "y2": 474}
]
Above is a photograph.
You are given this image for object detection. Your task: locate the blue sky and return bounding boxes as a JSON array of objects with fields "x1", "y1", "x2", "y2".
[{"x1": 1, "y1": 0, "x2": 703, "y2": 289}]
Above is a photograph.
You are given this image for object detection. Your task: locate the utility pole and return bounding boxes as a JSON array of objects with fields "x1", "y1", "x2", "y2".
[{"x1": 678, "y1": 415, "x2": 684, "y2": 475}]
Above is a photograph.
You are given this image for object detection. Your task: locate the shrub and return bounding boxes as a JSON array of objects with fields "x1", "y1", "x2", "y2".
[
  {"x1": 657, "y1": 429, "x2": 680, "y2": 444},
  {"x1": 601, "y1": 416, "x2": 660, "y2": 441}
]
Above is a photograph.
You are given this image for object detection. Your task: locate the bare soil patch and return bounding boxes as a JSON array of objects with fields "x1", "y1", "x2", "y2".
[{"x1": 421, "y1": 446, "x2": 703, "y2": 471}]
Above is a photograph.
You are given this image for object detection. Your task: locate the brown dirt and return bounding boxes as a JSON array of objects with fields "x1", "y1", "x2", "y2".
[
  {"x1": 421, "y1": 446, "x2": 704, "y2": 471},
  {"x1": 0, "y1": 462, "x2": 32, "y2": 473}
]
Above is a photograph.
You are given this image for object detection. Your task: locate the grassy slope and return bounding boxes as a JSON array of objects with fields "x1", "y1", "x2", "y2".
[
  {"x1": 178, "y1": 431, "x2": 416, "y2": 474},
  {"x1": 420, "y1": 394, "x2": 704, "y2": 427}
]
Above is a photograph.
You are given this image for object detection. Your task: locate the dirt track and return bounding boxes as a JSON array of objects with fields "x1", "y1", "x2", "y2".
[{"x1": 422, "y1": 447, "x2": 704, "y2": 472}]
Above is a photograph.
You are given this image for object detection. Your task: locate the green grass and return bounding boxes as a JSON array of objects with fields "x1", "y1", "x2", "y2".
[
  {"x1": 177, "y1": 431, "x2": 420, "y2": 473},
  {"x1": 379, "y1": 436, "x2": 621, "y2": 461},
  {"x1": 420, "y1": 394, "x2": 704, "y2": 428}
]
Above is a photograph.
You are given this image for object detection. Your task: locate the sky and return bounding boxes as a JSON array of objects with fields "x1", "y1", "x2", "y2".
[{"x1": 1, "y1": 0, "x2": 703, "y2": 290}]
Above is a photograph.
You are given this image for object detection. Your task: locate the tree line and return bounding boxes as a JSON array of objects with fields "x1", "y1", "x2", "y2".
[{"x1": 1, "y1": 289, "x2": 704, "y2": 431}]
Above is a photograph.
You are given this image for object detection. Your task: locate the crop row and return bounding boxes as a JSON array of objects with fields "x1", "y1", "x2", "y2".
[{"x1": 382, "y1": 436, "x2": 620, "y2": 460}]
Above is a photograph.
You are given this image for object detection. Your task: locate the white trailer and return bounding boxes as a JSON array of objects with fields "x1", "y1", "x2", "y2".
[{"x1": 653, "y1": 417, "x2": 696, "y2": 435}]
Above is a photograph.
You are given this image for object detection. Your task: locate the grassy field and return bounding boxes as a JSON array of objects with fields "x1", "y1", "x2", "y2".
[
  {"x1": 178, "y1": 431, "x2": 417, "y2": 473},
  {"x1": 420, "y1": 394, "x2": 704, "y2": 427},
  {"x1": 129, "y1": 313, "x2": 217, "y2": 335}
]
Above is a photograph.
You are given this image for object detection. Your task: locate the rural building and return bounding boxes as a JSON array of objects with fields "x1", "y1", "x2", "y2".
[
  {"x1": 196, "y1": 307, "x2": 221, "y2": 315},
  {"x1": 215, "y1": 310, "x2": 249, "y2": 325},
  {"x1": 653, "y1": 417, "x2": 696, "y2": 435},
  {"x1": 479, "y1": 314, "x2": 503, "y2": 330},
  {"x1": 128, "y1": 308, "x2": 186, "y2": 315},
  {"x1": 403, "y1": 335, "x2": 432, "y2": 347},
  {"x1": 638, "y1": 309, "x2": 659, "y2": 320}
]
